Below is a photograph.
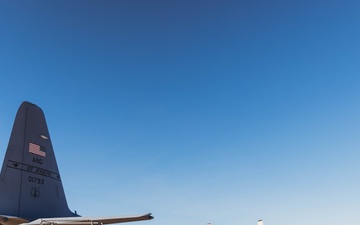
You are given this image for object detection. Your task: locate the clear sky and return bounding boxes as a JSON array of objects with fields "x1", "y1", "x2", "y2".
[{"x1": 1, "y1": 1, "x2": 360, "y2": 225}]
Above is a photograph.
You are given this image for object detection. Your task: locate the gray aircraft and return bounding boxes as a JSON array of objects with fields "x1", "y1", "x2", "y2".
[{"x1": 0, "y1": 102, "x2": 153, "y2": 225}]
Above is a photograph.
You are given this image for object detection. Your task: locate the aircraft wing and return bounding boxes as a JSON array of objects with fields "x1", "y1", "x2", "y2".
[{"x1": 23, "y1": 214, "x2": 154, "y2": 225}]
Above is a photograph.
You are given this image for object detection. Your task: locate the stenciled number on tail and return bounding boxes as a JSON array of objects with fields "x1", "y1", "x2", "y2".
[{"x1": 28, "y1": 176, "x2": 45, "y2": 185}]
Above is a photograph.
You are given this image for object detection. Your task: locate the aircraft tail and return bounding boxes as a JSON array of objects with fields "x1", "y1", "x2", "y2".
[{"x1": 0, "y1": 101, "x2": 76, "y2": 220}]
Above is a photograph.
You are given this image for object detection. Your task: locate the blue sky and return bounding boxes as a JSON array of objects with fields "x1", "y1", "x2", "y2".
[{"x1": 1, "y1": 1, "x2": 360, "y2": 225}]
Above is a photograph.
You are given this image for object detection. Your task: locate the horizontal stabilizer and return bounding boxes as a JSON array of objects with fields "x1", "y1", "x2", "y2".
[
  {"x1": 0, "y1": 215, "x2": 29, "y2": 225},
  {"x1": 23, "y1": 214, "x2": 154, "y2": 225}
]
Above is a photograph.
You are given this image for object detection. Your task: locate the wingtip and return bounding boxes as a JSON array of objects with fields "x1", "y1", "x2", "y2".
[{"x1": 145, "y1": 213, "x2": 154, "y2": 220}]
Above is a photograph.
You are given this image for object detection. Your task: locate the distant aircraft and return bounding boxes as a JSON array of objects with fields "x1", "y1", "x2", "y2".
[{"x1": 0, "y1": 102, "x2": 153, "y2": 225}]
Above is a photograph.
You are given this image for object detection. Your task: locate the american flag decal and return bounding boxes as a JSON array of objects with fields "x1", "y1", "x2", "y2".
[{"x1": 29, "y1": 143, "x2": 46, "y2": 157}]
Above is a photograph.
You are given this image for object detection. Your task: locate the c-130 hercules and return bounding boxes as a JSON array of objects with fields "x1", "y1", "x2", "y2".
[{"x1": 0, "y1": 102, "x2": 153, "y2": 225}]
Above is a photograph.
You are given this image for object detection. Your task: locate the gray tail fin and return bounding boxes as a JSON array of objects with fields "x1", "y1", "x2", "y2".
[{"x1": 0, "y1": 101, "x2": 76, "y2": 220}]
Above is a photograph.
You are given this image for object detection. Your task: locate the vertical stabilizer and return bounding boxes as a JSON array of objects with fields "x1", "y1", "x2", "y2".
[{"x1": 0, "y1": 102, "x2": 76, "y2": 220}]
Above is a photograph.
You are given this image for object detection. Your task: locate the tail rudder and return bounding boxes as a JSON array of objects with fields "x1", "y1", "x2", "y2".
[{"x1": 0, "y1": 102, "x2": 76, "y2": 220}]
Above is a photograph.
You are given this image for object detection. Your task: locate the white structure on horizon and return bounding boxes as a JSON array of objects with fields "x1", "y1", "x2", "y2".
[{"x1": 258, "y1": 219, "x2": 264, "y2": 225}]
